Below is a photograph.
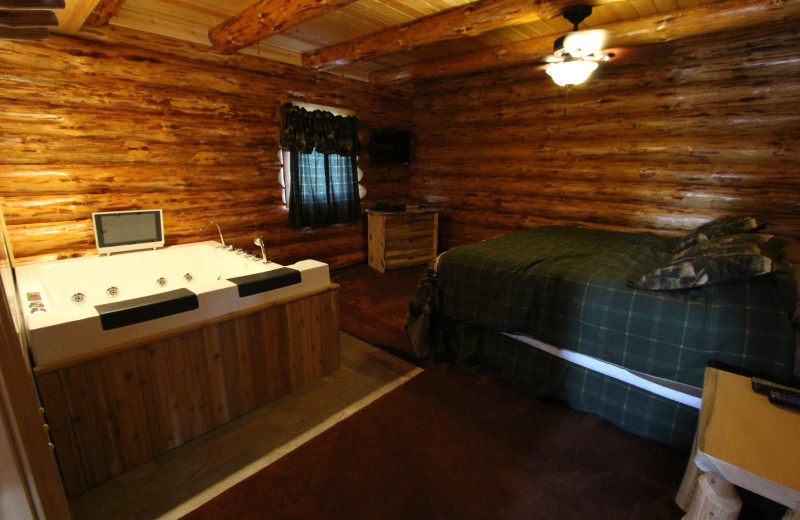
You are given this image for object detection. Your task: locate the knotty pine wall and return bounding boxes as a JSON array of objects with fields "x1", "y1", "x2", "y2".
[
  {"x1": 410, "y1": 21, "x2": 800, "y2": 253},
  {"x1": 0, "y1": 26, "x2": 413, "y2": 267}
]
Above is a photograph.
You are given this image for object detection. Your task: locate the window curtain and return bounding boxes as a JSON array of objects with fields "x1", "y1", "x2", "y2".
[{"x1": 280, "y1": 103, "x2": 361, "y2": 229}]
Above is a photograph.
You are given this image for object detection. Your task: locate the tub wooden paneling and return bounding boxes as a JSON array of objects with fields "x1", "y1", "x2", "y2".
[
  {"x1": 410, "y1": 22, "x2": 800, "y2": 252},
  {"x1": 34, "y1": 286, "x2": 340, "y2": 497},
  {"x1": 0, "y1": 26, "x2": 414, "y2": 267}
]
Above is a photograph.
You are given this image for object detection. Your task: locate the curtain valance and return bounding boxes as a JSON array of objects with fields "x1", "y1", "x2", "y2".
[{"x1": 279, "y1": 103, "x2": 360, "y2": 156}]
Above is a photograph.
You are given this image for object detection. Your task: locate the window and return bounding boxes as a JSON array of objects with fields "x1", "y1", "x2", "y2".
[
  {"x1": 279, "y1": 103, "x2": 364, "y2": 229},
  {"x1": 280, "y1": 150, "x2": 365, "y2": 211}
]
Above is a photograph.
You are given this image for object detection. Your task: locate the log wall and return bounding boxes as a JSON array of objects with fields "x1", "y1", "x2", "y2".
[
  {"x1": 2, "y1": 21, "x2": 798, "y2": 266},
  {"x1": 0, "y1": 26, "x2": 414, "y2": 267},
  {"x1": 410, "y1": 21, "x2": 800, "y2": 251}
]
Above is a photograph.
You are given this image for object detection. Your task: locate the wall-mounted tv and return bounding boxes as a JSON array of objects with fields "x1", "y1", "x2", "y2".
[{"x1": 369, "y1": 129, "x2": 412, "y2": 164}]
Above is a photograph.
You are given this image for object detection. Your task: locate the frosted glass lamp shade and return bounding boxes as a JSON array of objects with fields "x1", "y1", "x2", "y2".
[{"x1": 546, "y1": 60, "x2": 598, "y2": 86}]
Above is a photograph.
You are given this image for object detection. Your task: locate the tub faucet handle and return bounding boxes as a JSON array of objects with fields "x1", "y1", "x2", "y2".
[
  {"x1": 200, "y1": 221, "x2": 226, "y2": 248},
  {"x1": 254, "y1": 236, "x2": 268, "y2": 264}
]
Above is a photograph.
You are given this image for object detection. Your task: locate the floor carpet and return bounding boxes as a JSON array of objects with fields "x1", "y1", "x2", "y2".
[{"x1": 180, "y1": 362, "x2": 686, "y2": 520}]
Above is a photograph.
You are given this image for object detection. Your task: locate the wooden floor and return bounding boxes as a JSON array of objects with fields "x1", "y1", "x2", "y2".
[
  {"x1": 68, "y1": 332, "x2": 421, "y2": 520},
  {"x1": 331, "y1": 263, "x2": 426, "y2": 359}
]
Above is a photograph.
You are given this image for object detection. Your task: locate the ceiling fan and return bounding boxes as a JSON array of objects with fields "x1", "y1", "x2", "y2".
[{"x1": 543, "y1": 4, "x2": 611, "y2": 86}]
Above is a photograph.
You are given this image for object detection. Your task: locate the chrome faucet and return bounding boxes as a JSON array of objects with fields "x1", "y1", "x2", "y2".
[
  {"x1": 254, "y1": 236, "x2": 268, "y2": 263},
  {"x1": 200, "y1": 221, "x2": 227, "y2": 248}
]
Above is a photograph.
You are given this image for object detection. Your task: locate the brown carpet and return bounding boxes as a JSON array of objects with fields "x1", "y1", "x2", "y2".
[
  {"x1": 180, "y1": 363, "x2": 686, "y2": 520},
  {"x1": 331, "y1": 264, "x2": 426, "y2": 359}
]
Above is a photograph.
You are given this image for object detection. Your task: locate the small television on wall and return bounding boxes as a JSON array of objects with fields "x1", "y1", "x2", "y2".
[{"x1": 369, "y1": 129, "x2": 412, "y2": 164}]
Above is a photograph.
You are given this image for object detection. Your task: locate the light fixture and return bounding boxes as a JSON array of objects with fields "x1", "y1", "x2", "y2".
[
  {"x1": 545, "y1": 59, "x2": 598, "y2": 86},
  {"x1": 543, "y1": 5, "x2": 609, "y2": 87}
]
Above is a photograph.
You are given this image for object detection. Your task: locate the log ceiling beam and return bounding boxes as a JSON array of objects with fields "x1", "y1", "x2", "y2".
[
  {"x1": 370, "y1": 0, "x2": 800, "y2": 85},
  {"x1": 0, "y1": 10, "x2": 58, "y2": 27},
  {"x1": 52, "y1": 0, "x2": 103, "y2": 34},
  {"x1": 208, "y1": 0, "x2": 360, "y2": 55},
  {"x1": 0, "y1": 0, "x2": 64, "y2": 8},
  {"x1": 0, "y1": 26, "x2": 49, "y2": 40},
  {"x1": 83, "y1": 0, "x2": 126, "y2": 26},
  {"x1": 302, "y1": 0, "x2": 627, "y2": 71}
]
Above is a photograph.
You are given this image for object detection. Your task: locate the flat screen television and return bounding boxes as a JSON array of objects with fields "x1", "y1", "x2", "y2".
[
  {"x1": 93, "y1": 209, "x2": 164, "y2": 255},
  {"x1": 369, "y1": 129, "x2": 412, "y2": 164}
]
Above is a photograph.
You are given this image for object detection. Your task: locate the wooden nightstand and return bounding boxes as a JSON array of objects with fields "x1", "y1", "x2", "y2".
[
  {"x1": 676, "y1": 367, "x2": 800, "y2": 519},
  {"x1": 367, "y1": 207, "x2": 438, "y2": 272}
]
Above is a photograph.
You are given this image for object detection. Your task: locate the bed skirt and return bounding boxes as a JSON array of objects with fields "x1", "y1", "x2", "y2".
[{"x1": 428, "y1": 314, "x2": 700, "y2": 452}]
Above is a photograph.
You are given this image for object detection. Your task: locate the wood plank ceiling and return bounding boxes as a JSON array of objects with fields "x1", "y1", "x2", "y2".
[{"x1": 46, "y1": 0, "x2": 800, "y2": 84}]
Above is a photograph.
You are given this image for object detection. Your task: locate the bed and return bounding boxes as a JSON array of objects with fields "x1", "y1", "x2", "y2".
[{"x1": 406, "y1": 219, "x2": 797, "y2": 452}]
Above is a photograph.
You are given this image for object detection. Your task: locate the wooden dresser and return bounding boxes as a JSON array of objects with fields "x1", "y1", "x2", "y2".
[{"x1": 367, "y1": 207, "x2": 438, "y2": 272}]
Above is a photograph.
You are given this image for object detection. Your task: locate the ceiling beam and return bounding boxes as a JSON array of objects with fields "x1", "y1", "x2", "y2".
[
  {"x1": 208, "y1": 0, "x2": 360, "y2": 55},
  {"x1": 53, "y1": 0, "x2": 104, "y2": 34},
  {"x1": 0, "y1": 26, "x2": 49, "y2": 40},
  {"x1": 302, "y1": 0, "x2": 626, "y2": 71},
  {"x1": 0, "y1": 0, "x2": 64, "y2": 8},
  {"x1": 84, "y1": 0, "x2": 126, "y2": 26},
  {"x1": 0, "y1": 10, "x2": 58, "y2": 27},
  {"x1": 370, "y1": 0, "x2": 800, "y2": 85}
]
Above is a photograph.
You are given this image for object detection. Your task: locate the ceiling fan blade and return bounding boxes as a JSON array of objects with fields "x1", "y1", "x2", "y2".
[
  {"x1": 0, "y1": 10, "x2": 57, "y2": 27},
  {"x1": 0, "y1": 0, "x2": 64, "y2": 9},
  {"x1": 562, "y1": 29, "x2": 609, "y2": 57},
  {"x1": 0, "y1": 26, "x2": 49, "y2": 40},
  {"x1": 599, "y1": 44, "x2": 675, "y2": 65}
]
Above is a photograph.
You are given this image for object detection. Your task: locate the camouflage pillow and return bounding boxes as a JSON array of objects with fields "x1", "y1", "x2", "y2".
[
  {"x1": 634, "y1": 234, "x2": 792, "y2": 291},
  {"x1": 677, "y1": 216, "x2": 766, "y2": 250}
]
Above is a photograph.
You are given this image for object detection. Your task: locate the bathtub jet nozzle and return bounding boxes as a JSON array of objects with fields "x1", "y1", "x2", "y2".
[{"x1": 254, "y1": 236, "x2": 268, "y2": 264}]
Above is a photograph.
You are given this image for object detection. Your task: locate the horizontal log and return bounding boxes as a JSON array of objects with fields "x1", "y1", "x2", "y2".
[
  {"x1": 415, "y1": 177, "x2": 800, "y2": 215},
  {"x1": 0, "y1": 164, "x2": 273, "y2": 195},
  {"x1": 0, "y1": 68, "x2": 275, "y2": 120},
  {"x1": 414, "y1": 135, "x2": 800, "y2": 165},
  {"x1": 415, "y1": 113, "x2": 800, "y2": 148},
  {"x1": 1, "y1": 189, "x2": 284, "y2": 225},
  {"x1": 436, "y1": 205, "x2": 800, "y2": 241},
  {"x1": 5, "y1": 209, "x2": 367, "y2": 259},
  {"x1": 0, "y1": 104, "x2": 270, "y2": 145},
  {"x1": 0, "y1": 136, "x2": 270, "y2": 165},
  {"x1": 413, "y1": 79, "x2": 800, "y2": 127},
  {"x1": 411, "y1": 160, "x2": 800, "y2": 189}
]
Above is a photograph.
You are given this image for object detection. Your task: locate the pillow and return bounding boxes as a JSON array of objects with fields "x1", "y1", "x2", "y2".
[
  {"x1": 677, "y1": 216, "x2": 766, "y2": 250},
  {"x1": 633, "y1": 233, "x2": 792, "y2": 291}
]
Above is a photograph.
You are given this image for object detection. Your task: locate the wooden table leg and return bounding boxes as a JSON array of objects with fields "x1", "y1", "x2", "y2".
[
  {"x1": 676, "y1": 454, "x2": 703, "y2": 511},
  {"x1": 683, "y1": 473, "x2": 742, "y2": 520}
]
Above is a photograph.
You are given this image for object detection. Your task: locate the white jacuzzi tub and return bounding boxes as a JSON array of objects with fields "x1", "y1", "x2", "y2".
[{"x1": 15, "y1": 241, "x2": 330, "y2": 366}]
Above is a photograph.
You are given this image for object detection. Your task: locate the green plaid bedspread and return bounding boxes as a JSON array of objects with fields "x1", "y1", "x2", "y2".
[{"x1": 410, "y1": 226, "x2": 797, "y2": 389}]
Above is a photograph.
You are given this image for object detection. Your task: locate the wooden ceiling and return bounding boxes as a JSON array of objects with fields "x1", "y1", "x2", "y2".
[{"x1": 48, "y1": 0, "x2": 799, "y2": 84}]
